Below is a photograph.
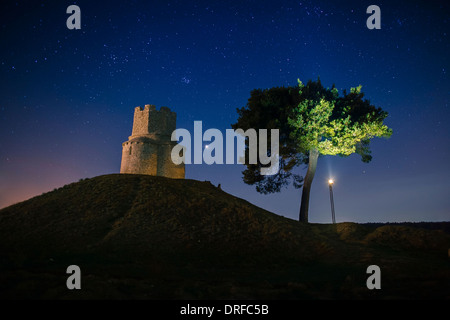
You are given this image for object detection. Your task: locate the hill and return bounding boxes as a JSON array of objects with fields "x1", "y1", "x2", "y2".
[{"x1": 0, "y1": 174, "x2": 449, "y2": 299}]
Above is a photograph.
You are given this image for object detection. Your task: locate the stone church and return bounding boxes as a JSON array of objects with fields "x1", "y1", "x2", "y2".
[{"x1": 120, "y1": 104, "x2": 185, "y2": 179}]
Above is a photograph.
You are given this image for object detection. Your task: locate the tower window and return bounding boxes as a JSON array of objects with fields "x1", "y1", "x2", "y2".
[{"x1": 129, "y1": 146, "x2": 132, "y2": 155}]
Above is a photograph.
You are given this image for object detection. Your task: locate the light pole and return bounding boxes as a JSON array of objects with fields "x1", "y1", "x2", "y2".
[{"x1": 328, "y1": 179, "x2": 336, "y2": 224}]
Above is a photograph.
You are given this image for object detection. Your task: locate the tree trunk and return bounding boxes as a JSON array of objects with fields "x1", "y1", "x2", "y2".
[{"x1": 299, "y1": 148, "x2": 319, "y2": 222}]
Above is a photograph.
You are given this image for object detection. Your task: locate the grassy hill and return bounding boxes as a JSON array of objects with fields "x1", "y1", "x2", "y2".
[{"x1": 0, "y1": 174, "x2": 448, "y2": 299}]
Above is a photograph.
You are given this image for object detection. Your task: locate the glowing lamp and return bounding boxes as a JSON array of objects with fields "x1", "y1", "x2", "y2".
[{"x1": 328, "y1": 179, "x2": 336, "y2": 224}]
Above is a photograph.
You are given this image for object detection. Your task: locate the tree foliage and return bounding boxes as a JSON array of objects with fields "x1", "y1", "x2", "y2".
[
  {"x1": 231, "y1": 86, "x2": 305, "y2": 194},
  {"x1": 232, "y1": 77, "x2": 392, "y2": 222},
  {"x1": 289, "y1": 79, "x2": 392, "y2": 161}
]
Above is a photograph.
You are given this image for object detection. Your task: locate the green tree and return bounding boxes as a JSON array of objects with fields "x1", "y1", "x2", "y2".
[{"x1": 232, "y1": 78, "x2": 392, "y2": 222}]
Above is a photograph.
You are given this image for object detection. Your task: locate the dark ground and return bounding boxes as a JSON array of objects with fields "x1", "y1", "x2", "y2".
[{"x1": 0, "y1": 174, "x2": 448, "y2": 299}]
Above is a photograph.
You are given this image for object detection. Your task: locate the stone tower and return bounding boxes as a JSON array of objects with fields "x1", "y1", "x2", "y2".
[{"x1": 120, "y1": 105, "x2": 185, "y2": 179}]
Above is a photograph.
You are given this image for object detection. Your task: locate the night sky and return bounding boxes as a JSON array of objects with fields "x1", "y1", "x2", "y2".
[{"x1": 1, "y1": 0, "x2": 448, "y2": 223}]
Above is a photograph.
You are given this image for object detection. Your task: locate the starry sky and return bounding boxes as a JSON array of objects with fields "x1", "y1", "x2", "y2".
[{"x1": 0, "y1": 0, "x2": 448, "y2": 223}]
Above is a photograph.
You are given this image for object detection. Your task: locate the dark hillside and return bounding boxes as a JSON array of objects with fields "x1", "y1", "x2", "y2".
[{"x1": 0, "y1": 174, "x2": 448, "y2": 299}]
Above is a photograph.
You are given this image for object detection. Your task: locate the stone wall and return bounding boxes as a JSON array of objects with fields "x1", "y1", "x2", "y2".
[
  {"x1": 120, "y1": 105, "x2": 185, "y2": 179},
  {"x1": 131, "y1": 105, "x2": 176, "y2": 137}
]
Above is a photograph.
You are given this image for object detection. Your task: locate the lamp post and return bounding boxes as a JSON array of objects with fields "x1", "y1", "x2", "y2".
[{"x1": 328, "y1": 179, "x2": 336, "y2": 224}]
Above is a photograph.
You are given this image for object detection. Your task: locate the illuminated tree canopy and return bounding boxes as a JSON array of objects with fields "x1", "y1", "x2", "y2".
[{"x1": 232, "y1": 78, "x2": 393, "y2": 222}]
